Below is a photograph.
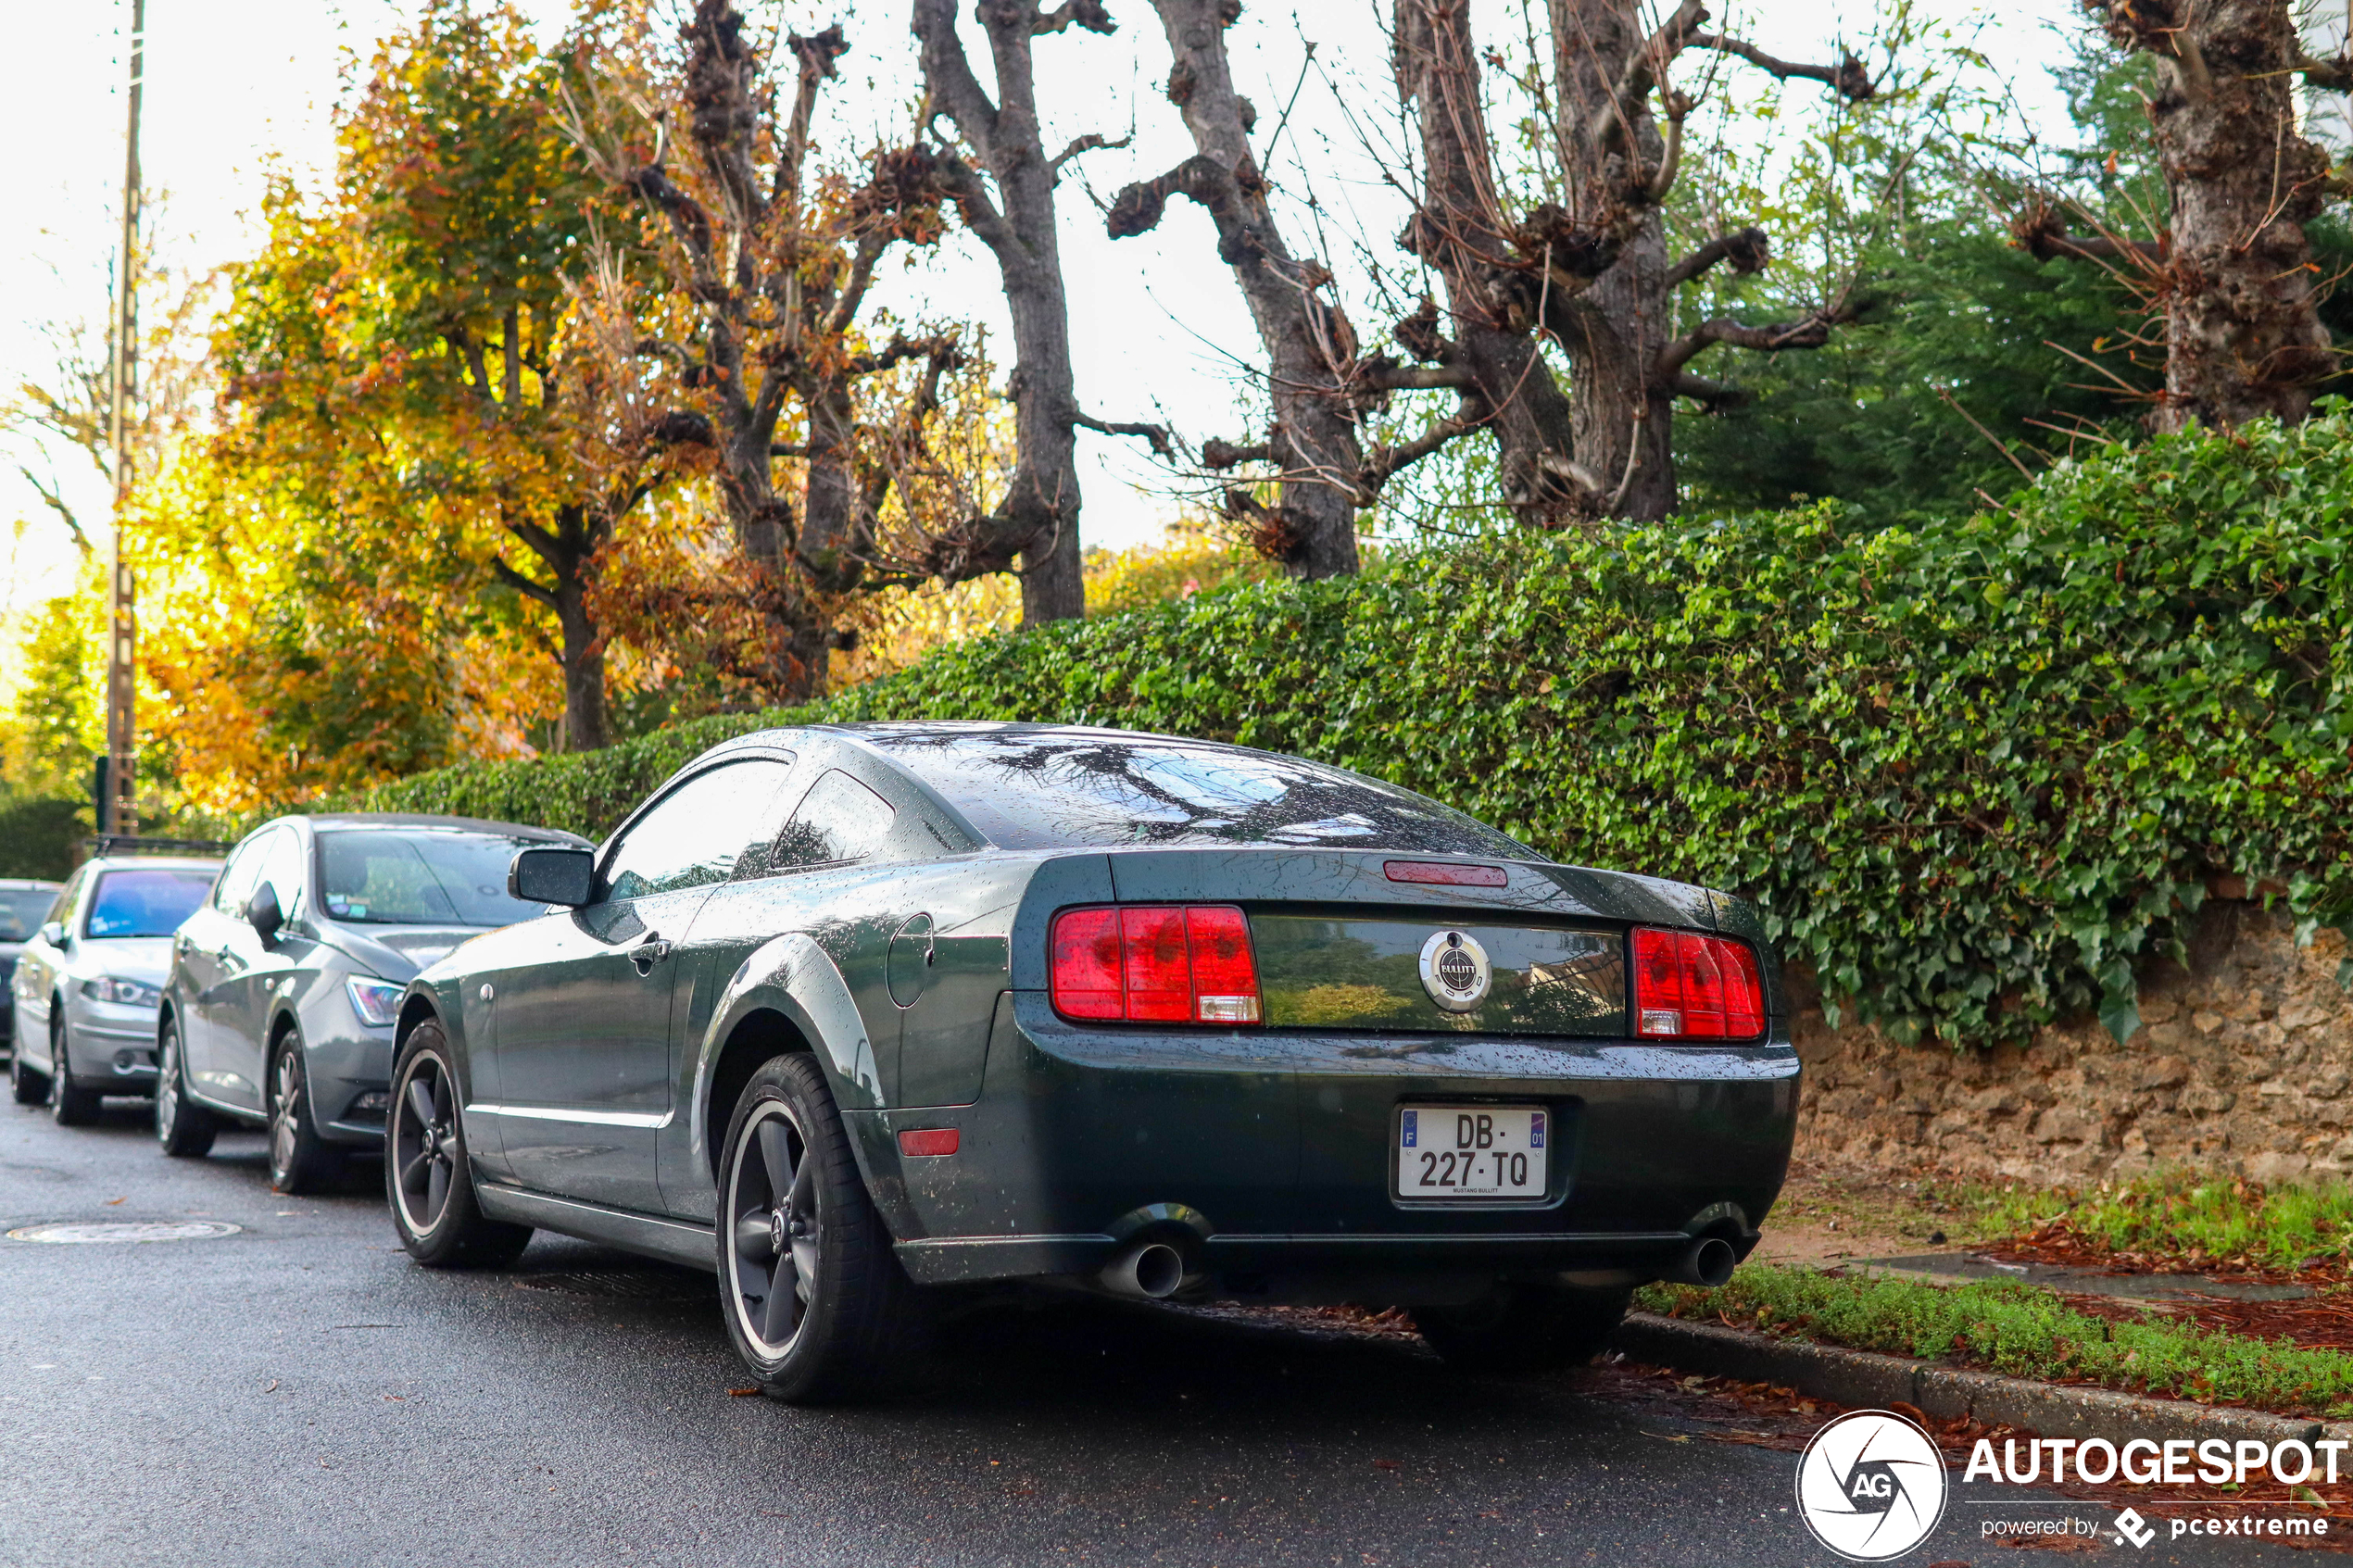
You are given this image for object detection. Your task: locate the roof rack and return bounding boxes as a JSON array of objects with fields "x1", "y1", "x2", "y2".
[{"x1": 83, "y1": 834, "x2": 233, "y2": 859}]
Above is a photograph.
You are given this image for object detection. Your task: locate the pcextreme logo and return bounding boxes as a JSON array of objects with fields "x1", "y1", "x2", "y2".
[{"x1": 1794, "y1": 1410, "x2": 1950, "y2": 1562}]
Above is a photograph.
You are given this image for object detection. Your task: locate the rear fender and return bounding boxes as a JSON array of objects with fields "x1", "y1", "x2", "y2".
[{"x1": 689, "y1": 932, "x2": 886, "y2": 1187}]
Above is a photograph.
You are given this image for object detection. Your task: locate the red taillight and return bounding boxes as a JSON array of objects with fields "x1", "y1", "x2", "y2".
[
  {"x1": 1050, "y1": 907, "x2": 1124, "y2": 1020},
  {"x1": 1630, "y1": 927, "x2": 1766, "y2": 1040},
  {"x1": 1121, "y1": 906, "x2": 1192, "y2": 1022},
  {"x1": 1050, "y1": 905, "x2": 1263, "y2": 1025}
]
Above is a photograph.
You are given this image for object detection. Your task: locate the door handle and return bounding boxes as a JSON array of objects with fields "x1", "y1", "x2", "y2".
[{"x1": 629, "y1": 934, "x2": 671, "y2": 976}]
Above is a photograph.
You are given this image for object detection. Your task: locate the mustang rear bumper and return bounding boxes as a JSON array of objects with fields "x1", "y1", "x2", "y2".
[{"x1": 854, "y1": 992, "x2": 1799, "y2": 1299}]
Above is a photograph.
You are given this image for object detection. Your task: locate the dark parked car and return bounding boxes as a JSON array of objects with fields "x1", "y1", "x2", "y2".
[
  {"x1": 157, "y1": 813, "x2": 590, "y2": 1192},
  {"x1": 388, "y1": 722, "x2": 1798, "y2": 1400},
  {"x1": 12, "y1": 857, "x2": 221, "y2": 1121},
  {"x1": 0, "y1": 878, "x2": 66, "y2": 1064}
]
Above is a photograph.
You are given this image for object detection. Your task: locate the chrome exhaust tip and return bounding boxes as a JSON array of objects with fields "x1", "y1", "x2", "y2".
[
  {"x1": 1101, "y1": 1239, "x2": 1187, "y2": 1300},
  {"x1": 1666, "y1": 1235, "x2": 1738, "y2": 1289}
]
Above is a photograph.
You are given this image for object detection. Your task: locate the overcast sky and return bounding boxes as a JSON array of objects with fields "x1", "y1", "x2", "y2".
[{"x1": 0, "y1": 0, "x2": 2086, "y2": 659}]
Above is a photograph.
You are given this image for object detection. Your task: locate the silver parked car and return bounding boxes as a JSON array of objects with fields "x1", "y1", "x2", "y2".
[
  {"x1": 157, "y1": 812, "x2": 590, "y2": 1192},
  {"x1": 12, "y1": 856, "x2": 223, "y2": 1123},
  {"x1": 0, "y1": 878, "x2": 65, "y2": 1064}
]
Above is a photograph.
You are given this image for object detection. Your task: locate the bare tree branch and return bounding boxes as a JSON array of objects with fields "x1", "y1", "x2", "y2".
[
  {"x1": 1655, "y1": 309, "x2": 1852, "y2": 383},
  {"x1": 1074, "y1": 410, "x2": 1174, "y2": 458},
  {"x1": 1050, "y1": 132, "x2": 1131, "y2": 172},
  {"x1": 1665, "y1": 226, "x2": 1769, "y2": 290},
  {"x1": 1687, "y1": 32, "x2": 1874, "y2": 100}
]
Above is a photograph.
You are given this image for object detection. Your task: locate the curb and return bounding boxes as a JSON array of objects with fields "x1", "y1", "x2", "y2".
[{"x1": 1612, "y1": 1311, "x2": 2333, "y2": 1447}]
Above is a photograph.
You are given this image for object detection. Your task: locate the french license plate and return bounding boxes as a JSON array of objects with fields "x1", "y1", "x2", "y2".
[{"x1": 1395, "y1": 1105, "x2": 1548, "y2": 1198}]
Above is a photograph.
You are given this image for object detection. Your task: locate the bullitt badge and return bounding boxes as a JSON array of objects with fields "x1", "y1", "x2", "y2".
[{"x1": 1418, "y1": 929, "x2": 1492, "y2": 1012}]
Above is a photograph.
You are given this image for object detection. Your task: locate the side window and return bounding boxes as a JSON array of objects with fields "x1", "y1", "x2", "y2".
[
  {"x1": 774, "y1": 770, "x2": 898, "y2": 871},
  {"x1": 601, "y1": 760, "x2": 796, "y2": 902},
  {"x1": 48, "y1": 868, "x2": 88, "y2": 928},
  {"x1": 213, "y1": 833, "x2": 273, "y2": 915},
  {"x1": 255, "y1": 829, "x2": 310, "y2": 918}
]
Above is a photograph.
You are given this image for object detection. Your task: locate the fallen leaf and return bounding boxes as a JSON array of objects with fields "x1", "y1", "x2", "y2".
[
  {"x1": 262, "y1": 1379, "x2": 279, "y2": 1394},
  {"x1": 726, "y1": 1386, "x2": 761, "y2": 1398},
  {"x1": 384, "y1": 1394, "x2": 405, "y2": 1401},
  {"x1": 1372, "y1": 1459, "x2": 1402, "y2": 1472},
  {"x1": 106, "y1": 1197, "x2": 125, "y2": 1206},
  {"x1": 1641, "y1": 1431, "x2": 1692, "y2": 1443}
]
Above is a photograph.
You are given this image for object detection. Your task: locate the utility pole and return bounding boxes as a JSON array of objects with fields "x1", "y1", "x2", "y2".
[{"x1": 103, "y1": 0, "x2": 145, "y2": 838}]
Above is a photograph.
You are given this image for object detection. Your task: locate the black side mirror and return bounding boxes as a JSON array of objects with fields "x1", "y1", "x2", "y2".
[
  {"x1": 39, "y1": 921, "x2": 67, "y2": 949},
  {"x1": 248, "y1": 882, "x2": 285, "y2": 944},
  {"x1": 510, "y1": 846, "x2": 596, "y2": 908}
]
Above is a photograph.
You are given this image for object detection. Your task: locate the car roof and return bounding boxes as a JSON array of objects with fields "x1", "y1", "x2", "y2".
[
  {"x1": 81, "y1": 857, "x2": 222, "y2": 872},
  {"x1": 270, "y1": 812, "x2": 589, "y2": 844},
  {"x1": 0, "y1": 878, "x2": 63, "y2": 890},
  {"x1": 705, "y1": 720, "x2": 1244, "y2": 756}
]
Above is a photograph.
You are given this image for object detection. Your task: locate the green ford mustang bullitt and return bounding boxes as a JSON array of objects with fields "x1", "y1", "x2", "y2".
[{"x1": 387, "y1": 721, "x2": 1798, "y2": 1400}]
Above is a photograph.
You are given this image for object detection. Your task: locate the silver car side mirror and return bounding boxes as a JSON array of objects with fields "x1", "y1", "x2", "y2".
[
  {"x1": 38, "y1": 920, "x2": 67, "y2": 949},
  {"x1": 248, "y1": 882, "x2": 286, "y2": 944}
]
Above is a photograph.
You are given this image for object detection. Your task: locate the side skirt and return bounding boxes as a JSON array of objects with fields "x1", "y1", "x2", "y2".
[{"x1": 473, "y1": 1182, "x2": 718, "y2": 1273}]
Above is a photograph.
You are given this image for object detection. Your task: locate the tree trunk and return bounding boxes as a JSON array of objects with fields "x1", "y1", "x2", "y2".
[
  {"x1": 495, "y1": 502, "x2": 615, "y2": 751},
  {"x1": 913, "y1": 0, "x2": 1095, "y2": 625},
  {"x1": 1543, "y1": 0, "x2": 1673, "y2": 519},
  {"x1": 1112, "y1": 0, "x2": 1363, "y2": 576},
  {"x1": 1394, "y1": 0, "x2": 1605, "y2": 526},
  {"x1": 551, "y1": 568, "x2": 609, "y2": 752},
  {"x1": 2105, "y1": 0, "x2": 2333, "y2": 431}
]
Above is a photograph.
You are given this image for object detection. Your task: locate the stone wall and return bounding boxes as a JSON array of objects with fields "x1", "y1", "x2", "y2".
[{"x1": 1789, "y1": 901, "x2": 2353, "y2": 1184}]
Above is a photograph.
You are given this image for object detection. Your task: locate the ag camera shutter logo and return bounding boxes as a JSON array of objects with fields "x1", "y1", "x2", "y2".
[{"x1": 1795, "y1": 1410, "x2": 1949, "y2": 1561}]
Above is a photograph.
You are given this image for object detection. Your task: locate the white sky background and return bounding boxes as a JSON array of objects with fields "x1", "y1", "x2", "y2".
[{"x1": 0, "y1": 0, "x2": 2090, "y2": 659}]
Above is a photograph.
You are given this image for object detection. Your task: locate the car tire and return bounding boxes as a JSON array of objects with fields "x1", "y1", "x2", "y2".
[
  {"x1": 718, "y1": 1053, "x2": 930, "y2": 1404},
  {"x1": 155, "y1": 1014, "x2": 218, "y2": 1158},
  {"x1": 267, "y1": 1037, "x2": 343, "y2": 1194},
  {"x1": 10, "y1": 1034, "x2": 47, "y2": 1106},
  {"x1": 1413, "y1": 1283, "x2": 1633, "y2": 1374},
  {"x1": 48, "y1": 1014, "x2": 101, "y2": 1126},
  {"x1": 385, "y1": 1020, "x2": 530, "y2": 1269}
]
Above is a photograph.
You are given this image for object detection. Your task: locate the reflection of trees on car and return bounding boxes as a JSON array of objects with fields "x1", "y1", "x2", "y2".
[{"x1": 873, "y1": 731, "x2": 1532, "y2": 854}]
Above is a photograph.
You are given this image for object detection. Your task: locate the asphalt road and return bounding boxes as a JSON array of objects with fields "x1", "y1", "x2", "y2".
[{"x1": 0, "y1": 1094, "x2": 2331, "y2": 1568}]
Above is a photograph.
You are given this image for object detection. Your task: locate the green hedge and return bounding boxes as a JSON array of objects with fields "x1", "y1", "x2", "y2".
[{"x1": 351, "y1": 414, "x2": 2353, "y2": 1047}]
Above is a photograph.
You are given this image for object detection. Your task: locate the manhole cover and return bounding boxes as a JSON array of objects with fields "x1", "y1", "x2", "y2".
[
  {"x1": 516, "y1": 1270, "x2": 713, "y2": 1301},
  {"x1": 6, "y1": 1220, "x2": 243, "y2": 1244}
]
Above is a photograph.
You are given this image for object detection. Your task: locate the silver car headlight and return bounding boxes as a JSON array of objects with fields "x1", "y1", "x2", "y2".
[
  {"x1": 81, "y1": 976, "x2": 162, "y2": 1008},
  {"x1": 346, "y1": 977, "x2": 405, "y2": 1028}
]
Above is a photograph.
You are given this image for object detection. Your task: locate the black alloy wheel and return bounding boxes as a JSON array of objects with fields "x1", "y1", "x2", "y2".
[
  {"x1": 48, "y1": 1013, "x2": 100, "y2": 1126},
  {"x1": 155, "y1": 1014, "x2": 217, "y2": 1158},
  {"x1": 10, "y1": 1026, "x2": 47, "y2": 1105},
  {"x1": 718, "y1": 1053, "x2": 929, "y2": 1403},
  {"x1": 385, "y1": 1021, "x2": 529, "y2": 1268},
  {"x1": 267, "y1": 1039, "x2": 341, "y2": 1194},
  {"x1": 1412, "y1": 1283, "x2": 1633, "y2": 1373}
]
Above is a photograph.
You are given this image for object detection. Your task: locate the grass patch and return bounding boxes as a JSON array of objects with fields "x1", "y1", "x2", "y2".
[
  {"x1": 1976, "y1": 1171, "x2": 2353, "y2": 1273},
  {"x1": 1637, "y1": 1264, "x2": 2353, "y2": 1417}
]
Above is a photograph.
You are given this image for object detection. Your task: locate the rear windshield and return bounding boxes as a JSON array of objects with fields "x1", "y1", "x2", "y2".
[
  {"x1": 86, "y1": 869, "x2": 217, "y2": 939},
  {"x1": 0, "y1": 888, "x2": 58, "y2": 941},
  {"x1": 320, "y1": 830, "x2": 553, "y2": 927},
  {"x1": 868, "y1": 730, "x2": 1533, "y2": 857}
]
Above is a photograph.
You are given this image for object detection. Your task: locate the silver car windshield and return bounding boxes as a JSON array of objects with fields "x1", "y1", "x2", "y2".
[
  {"x1": 86, "y1": 870, "x2": 216, "y2": 938},
  {"x1": 0, "y1": 889, "x2": 56, "y2": 940},
  {"x1": 319, "y1": 830, "x2": 552, "y2": 927}
]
